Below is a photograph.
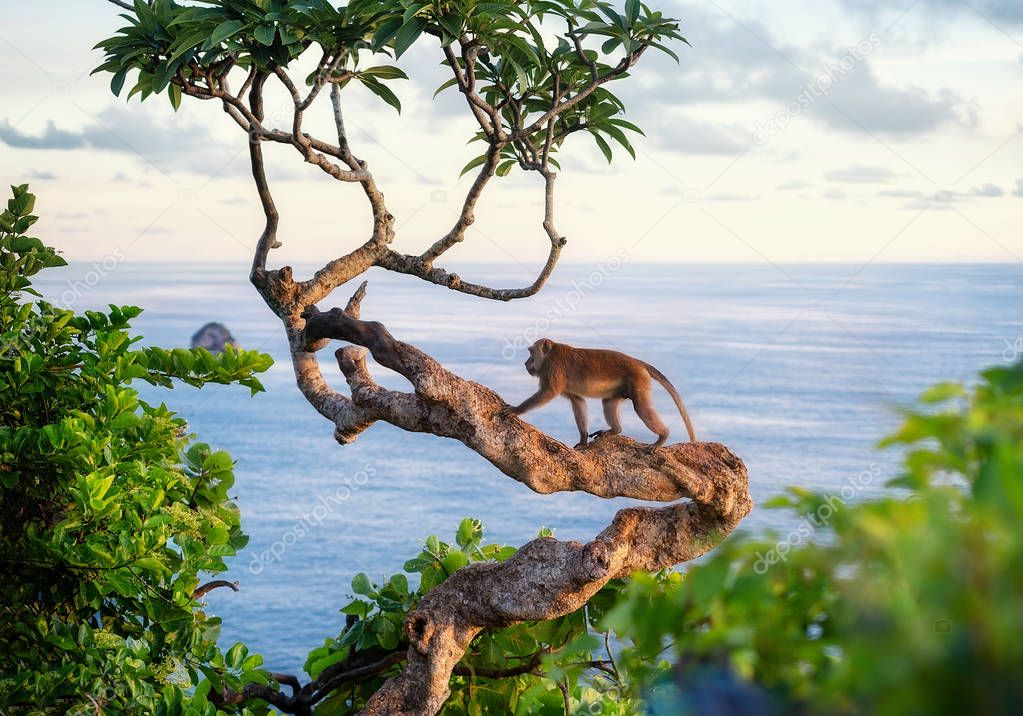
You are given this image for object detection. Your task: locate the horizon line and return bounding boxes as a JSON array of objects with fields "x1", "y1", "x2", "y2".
[{"x1": 48, "y1": 259, "x2": 1023, "y2": 267}]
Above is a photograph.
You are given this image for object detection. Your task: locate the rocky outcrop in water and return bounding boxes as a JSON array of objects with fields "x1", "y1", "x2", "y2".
[{"x1": 190, "y1": 322, "x2": 239, "y2": 354}]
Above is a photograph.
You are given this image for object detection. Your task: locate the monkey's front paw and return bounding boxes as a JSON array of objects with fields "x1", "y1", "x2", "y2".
[
  {"x1": 573, "y1": 440, "x2": 589, "y2": 449},
  {"x1": 497, "y1": 405, "x2": 516, "y2": 419}
]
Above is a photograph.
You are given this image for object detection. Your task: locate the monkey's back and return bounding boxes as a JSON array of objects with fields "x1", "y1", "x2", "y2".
[{"x1": 552, "y1": 344, "x2": 650, "y2": 399}]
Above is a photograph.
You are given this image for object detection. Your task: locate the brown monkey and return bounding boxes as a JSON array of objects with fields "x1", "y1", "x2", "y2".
[{"x1": 499, "y1": 338, "x2": 697, "y2": 449}]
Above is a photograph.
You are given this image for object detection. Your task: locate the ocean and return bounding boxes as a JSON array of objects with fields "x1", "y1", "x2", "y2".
[{"x1": 33, "y1": 260, "x2": 1023, "y2": 675}]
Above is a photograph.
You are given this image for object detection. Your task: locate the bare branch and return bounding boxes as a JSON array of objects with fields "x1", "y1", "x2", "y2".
[
  {"x1": 376, "y1": 241, "x2": 563, "y2": 302},
  {"x1": 420, "y1": 144, "x2": 501, "y2": 262},
  {"x1": 236, "y1": 66, "x2": 256, "y2": 103},
  {"x1": 270, "y1": 672, "x2": 302, "y2": 696},
  {"x1": 273, "y1": 66, "x2": 302, "y2": 105},
  {"x1": 191, "y1": 580, "x2": 239, "y2": 600},
  {"x1": 389, "y1": 162, "x2": 565, "y2": 302},
  {"x1": 299, "y1": 52, "x2": 349, "y2": 110},
  {"x1": 247, "y1": 73, "x2": 281, "y2": 283},
  {"x1": 442, "y1": 44, "x2": 499, "y2": 138}
]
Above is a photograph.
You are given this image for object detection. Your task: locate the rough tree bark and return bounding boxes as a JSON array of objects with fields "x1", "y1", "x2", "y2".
[
  {"x1": 361, "y1": 448, "x2": 749, "y2": 714},
  {"x1": 101, "y1": 5, "x2": 753, "y2": 711}
]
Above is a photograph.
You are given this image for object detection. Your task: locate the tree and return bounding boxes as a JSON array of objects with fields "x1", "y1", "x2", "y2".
[
  {"x1": 0, "y1": 185, "x2": 274, "y2": 714},
  {"x1": 93, "y1": 2, "x2": 752, "y2": 713}
]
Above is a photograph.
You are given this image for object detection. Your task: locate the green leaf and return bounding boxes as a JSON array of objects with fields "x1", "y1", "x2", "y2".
[
  {"x1": 441, "y1": 549, "x2": 468, "y2": 575},
  {"x1": 168, "y1": 84, "x2": 182, "y2": 111},
  {"x1": 206, "y1": 19, "x2": 245, "y2": 49},
  {"x1": 626, "y1": 0, "x2": 640, "y2": 25},
  {"x1": 433, "y1": 77, "x2": 459, "y2": 98},
  {"x1": 374, "y1": 616, "x2": 400, "y2": 650},
  {"x1": 351, "y1": 572, "x2": 375, "y2": 596},
  {"x1": 110, "y1": 67, "x2": 129, "y2": 96},
  {"x1": 359, "y1": 76, "x2": 402, "y2": 113},
  {"x1": 359, "y1": 65, "x2": 408, "y2": 81},
  {"x1": 308, "y1": 649, "x2": 347, "y2": 679},
  {"x1": 393, "y1": 17, "x2": 427, "y2": 58},
  {"x1": 920, "y1": 382, "x2": 966, "y2": 404},
  {"x1": 591, "y1": 131, "x2": 613, "y2": 162},
  {"x1": 254, "y1": 24, "x2": 276, "y2": 46},
  {"x1": 456, "y1": 517, "x2": 483, "y2": 549},
  {"x1": 460, "y1": 153, "x2": 487, "y2": 177},
  {"x1": 372, "y1": 17, "x2": 404, "y2": 50}
]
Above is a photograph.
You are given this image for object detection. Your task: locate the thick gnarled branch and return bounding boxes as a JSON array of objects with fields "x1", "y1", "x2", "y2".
[
  {"x1": 295, "y1": 303, "x2": 752, "y2": 714},
  {"x1": 301, "y1": 302, "x2": 740, "y2": 503},
  {"x1": 360, "y1": 453, "x2": 750, "y2": 715}
]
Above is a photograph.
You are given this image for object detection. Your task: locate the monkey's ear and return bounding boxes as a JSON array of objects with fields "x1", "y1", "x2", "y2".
[{"x1": 540, "y1": 338, "x2": 554, "y2": 352}]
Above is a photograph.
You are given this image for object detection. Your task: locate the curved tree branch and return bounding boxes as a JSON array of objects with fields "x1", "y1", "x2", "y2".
[
  {"x1": 191, "y1": 579, "x2": 239, "y2": 600},
  {"x1": 361, "y1": 449, "x2": 750, "y2": 714},
  {"x1": 420, "y1": 143, "x2": 501, "y2": 263},
  {"x1": 301, "y1": 300, "x2": 741, "y2": 503}
]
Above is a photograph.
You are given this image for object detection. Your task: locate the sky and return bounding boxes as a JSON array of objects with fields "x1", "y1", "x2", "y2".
[{"x1": 0, "y1": 0, "x2": 1021, "y2": 267}]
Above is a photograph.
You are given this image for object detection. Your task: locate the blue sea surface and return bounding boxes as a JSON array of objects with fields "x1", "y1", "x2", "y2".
[{"x1": 34, "y1": 260, "x2": 1023, "y2": 674}]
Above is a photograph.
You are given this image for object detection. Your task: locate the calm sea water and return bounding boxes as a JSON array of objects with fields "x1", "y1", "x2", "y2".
[{"x1": 34, "y1": 261, "x2": 1022, "y2": 674}]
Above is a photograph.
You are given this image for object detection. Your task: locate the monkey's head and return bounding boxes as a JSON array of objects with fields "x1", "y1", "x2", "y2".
[{"x1": 525, "y1": 338, "x2": 554, "y2": 376}]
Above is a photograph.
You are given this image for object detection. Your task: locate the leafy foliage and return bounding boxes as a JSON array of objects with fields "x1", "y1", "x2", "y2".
[
  {"x1": 602, "y1": 360, "x2": 1023, "y2": 715},
  {"x1": 93, "y1": 0, "x2": 684, "y2": 163},
  {"x1": 0, "y1": 186, "x2": 274, "y2": 715}
]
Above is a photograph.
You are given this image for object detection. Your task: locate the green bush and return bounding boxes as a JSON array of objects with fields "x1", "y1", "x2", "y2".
[
  {"x1": 0, "y1": 185, "x2": 273, "y2": 715},
  {"x1": 603, "y1": 359, "x2": 1023, "y2": 715}
]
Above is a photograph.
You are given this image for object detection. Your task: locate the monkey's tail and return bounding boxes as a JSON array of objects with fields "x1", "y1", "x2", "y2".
[{"x1": 643, "y1": 363, "x2": 697, "y2": 442}]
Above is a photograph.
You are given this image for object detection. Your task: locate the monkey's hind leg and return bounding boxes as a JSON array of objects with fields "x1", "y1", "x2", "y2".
[
  {"x1": 589, "y1": 397, "x2": 624, "y2": 441},
  {"x1": 632, "y1": 392, "x2": 669, "y2": 449}
]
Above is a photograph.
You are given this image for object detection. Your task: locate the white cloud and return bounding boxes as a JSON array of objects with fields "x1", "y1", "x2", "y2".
[
  {"x1": 843, "y1": 0, "x2": 1023, "y2": 26},
  {"x1": 825, "y1": 165, "x2": 896, "y2": 183},
  {"x1": 969, "y1": 182, "x2": 1004, "y2": 197},
  {"x1": 626, "y1": 3, "x2": 971, "y2": 139},
  {"x1": 776, "y1": 179, "x2": 810, "y2": 190},
  {"x1": 646, "y1": 114, "x2": 749, "y2": 155},
  {"x1": 1, "y1": 106, "x2": 255, "y2": 179}
]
